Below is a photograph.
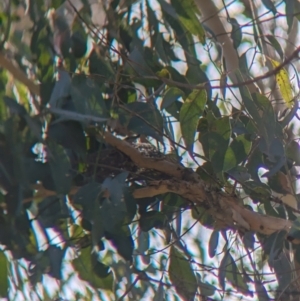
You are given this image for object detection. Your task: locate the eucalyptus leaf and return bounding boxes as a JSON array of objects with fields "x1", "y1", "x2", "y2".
[
  {"x1": 180, "y1": 89, "x2": 207, "y2": 152},
  {"x1": 73, "y1": 246, "x2": 113, "y2": 290},
  {"x1": 48, "y1": 142, "x2": 72, "y2": 194},
  {"x1": 219, "y1": 250, "x2": 229, "y2": 290},
  {"x1": 0, "y1": 252, "x2": 8, "y2": 298},
  {"x1": 208, "y1": 230, "x2": 219, "y2": 258},
  {"x1": 169, "y1": 246, "x2": 197, "y2": 301},
  {"x1": 161, "y1": 87, "x2": 184, "y2": 109},
  {"x1": 229, "y1": 18, "x2": 242, "y2": 49},
  {"x1": 262, "y1": 0, "x2": 277, "y2": 14}
]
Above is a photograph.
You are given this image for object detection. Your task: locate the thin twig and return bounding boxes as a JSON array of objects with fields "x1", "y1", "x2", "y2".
[
  {"x1": 141, "y1": 45, "x2": 300, "y2": 91},
  {"x1": 47, "y1": 107, "x2": 108, "y2": 124},
  {"x1": 117, "y1": 275, "x2": 140, "y2": 301}
]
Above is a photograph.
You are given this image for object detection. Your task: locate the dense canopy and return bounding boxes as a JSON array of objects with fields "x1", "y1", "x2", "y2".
[{"x1": 1, "y1": 0, "x2": 300, "y2": 300}]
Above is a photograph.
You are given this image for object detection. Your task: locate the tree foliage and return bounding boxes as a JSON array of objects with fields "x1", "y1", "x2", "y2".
[{"x1": 1, "y1": 0, "x2": 300, "y2": 300}]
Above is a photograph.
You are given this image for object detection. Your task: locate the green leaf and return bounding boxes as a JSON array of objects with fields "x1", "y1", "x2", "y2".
[
  {"x1": 260, "y1": 138, "x2": 285, "y2": 177},
  {"x1": 223, "y1": 134, "x2": 252, "y2": 171},
  {"x1": 170, "y1": 0, "x2": 205, "y2": 44},
  {"x1": 70, "y1": 74, "x2": 108, "y2": 118},
  {"x1": 37, "y1": 196, "x2": 61, "y2": 228},
  {"x1": 102, "y1": 172, "x2": 129, "y2": 204},
  {"x1": 69, "y1": 224, "x2": 86, "y2": 241},
  {"x1": 48, "y1": 142, "x2": 72, "y2": 194},
  {"x1": 161, "y1": 87, "x2": 185, "y2": 109},
  {"x1": 196, "y1": 161, "x2": 216, "y2": 184},
  {"x1": 92, "y1": 204, "x2": 105, "y2": 248},
  {"x1": 199, "y1": 114, "x2": 232, "y2": 173},
  {"x1": 165, "y1": 100, "x2": 182, "y2": 120},
  {"x1": 243, "y1": 181, "x2": 272, "y2": 203},
  {"x1": 48, "y1": 143, "x2": 72, "y2": 194},
  {"x1": 137, "y1": 229, "x2": 150, "y2": 254},
  {"x1": 48, "y1": 70, "x2": 71, "y2": 108},
  {"x1": 114, "y1": 79, "x2": 136, "y2": 103},
  {"x1": 89, "y1": 49, "x2": 115, "y2": 84},
  {"x1": 71, "y1": 23, "x2": 88, "y2": 59},
  {"x1": 158, "y1": 4, "x2": 200, "y2": 85},
  {"x1": 243, "y1": 231, "x2": 255, "y2": 249},
  {"x1": 30, "y1": 18, "x2": 54, "y2": 82},
  {"x1": 146, "y1": 0, "x2": 159, "y2": 42},
  {"x1": 106, "y1": 227, "x2": 134, "y2": 262},
  {"x1": 4, "y1": 96, "x2": 27, "y2": 116},
  {"x1": 284, "y1": 0, "x2": 294, "y2": 33},
  {"x1": 191, "y1": 205, "x2": 214, "y2": 228},
  {"x1": 238, "y1": 51, "x2": 249, "y2": 75},
  {"x1": 286, "y1": 140, "x2": 300, "y2": 165},
  {"x1": 261, "y1": 231, "x2": 284, "y2": 258},
  {"x1": 48, "y1": 121, "x2": 86, "y2": 158},
  {"x1": 280, "y1": 101, "x2": 298, "y2": 128},
  {"x1": 229, "y1": 18, "x2": 242, "y2": 49},
  {"x1": 269, "y1": 231, "x2": 286, "y2": 264},
  {"x1": 47, "y1": 245, "x2": 66, "y2": 280},
  {"x1": 227, "y1": 166, "x2": 250, "y2": 183},
  {"x1": 196, "y1": 273, "x2": 216, "y2": 296},
  {"x1": 153, "y1": 281, "x2": 165, "y2": 301},
  {"x1": 123, "y1": 188, "x2": 137, "y2": 222},
  {"x1": 186, "y1": 65, "x2": 212, "y2": 102},
  {"x1": 74, "y1": 182, "x2": 102, "y2": 220},
  {"x1": 266, "y1": 35, "x2": 283, "y2": 59},
  {"x1": 255, "y1": 280, "x2": 269, "y2": 301},
  {"x1": 0, "y1": 251, "x2": 8, "y2": 298},
  {"x1": 235, "y1": 71, "x2": 262, "y2": 128},
  {"x1": 155, "y1": 34, "x2": 169, "y2": 64},
  {"x1": 208, "y1": 230, "x2": 219, "y2": 258},
  {"x1": 264, "y1": 201, "x2": 281, "y2": 218},
  {"x1": 121, "y1": 102, "x2": 164, "y2": 142},
  {"x1": 100, "y1": 173, "x2": 129, "y2": 233},
  {"x1": 295, "y1": 245, "x2": 300, "y2": 267},
  {"x1": 270, "y1": 59, "x2": 293, "y2": 108},
  {"x1": 252, "y1": 92, "x2": 280, "y2": 142},
  {"x1": 28, "y1": 251, "x2": 49, "y2": 286},
  {"x1": 226, "y1": 253, "x2": 249, "y2": 294},
  {"x1": 252, "y1": 91, "x2": 274, "y2": 114},
  {"x1": 246, "y1": 147, "x2": 264, "y2": 182},
  {"x1": 164, "y1": 66, "x2": 192, "y2": 95},
  {"x1": 73, "y1": 246, "x2": 113, "y2": 290},
  {"x1": 180, "y1": 89, "x2": 207, "y2": 152},
  {"x1": 101, "y1": 197, "x2": 127, "y2": 234},
  {"x1": 262, "y1": 0, "x2": 277, "y2": 14},
  {"x1": 219, "y1": 250, "x2": 229, "y2": 290},
  {"x1": 161, "y1": 38, "x2": 180, "y2": 62},
  {"x1": 169, "y1": 245, "x2": 197, "y2": 301},
  {"x1": 4, "y1": 117, "x2": 26, "y2": 186},
  {"x1": 294, "y1": 1, "x2": 300, "y2": 22},
  {"x1": 74, "y1": 182, "x2": 102, "y2": 206},
  {"x1": 162, "y1": 193, "x2": 186, "y2": 219},
  {"x1": 273, "y1": 253, "x2": 292, "y2": 298},
  {"x1": 139, "y1": 211, "x2": 167, "y2": 232},
  {"x1": 267, "y1": 171, "x2": 291, "y2": 194},
  {"x1": 126, "y1": 47, "x2": 156, "y2": 77},
  {"x1": 91, "y1": 252, "x2": 110, "y2": 278}
]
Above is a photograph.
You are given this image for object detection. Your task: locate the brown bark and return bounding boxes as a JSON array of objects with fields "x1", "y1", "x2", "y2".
[
  {"x1": 194, "y1": 0, "x2": 258, "y2": 93},
  {"x1": 103, "y1": 131, "x2": 293, "y2": 237}
]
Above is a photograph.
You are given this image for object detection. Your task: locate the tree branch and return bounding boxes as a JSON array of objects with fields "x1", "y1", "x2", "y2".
[
  {"x1": 101, "y1": 132, "x2": 294, "y2": 237},
  {"x1": 132, "y1": 179, "x2": 292, "y2": 236},
  {"x1": 194, "y1": 0, "x2": 258, "y2": 93},
  {"x1": 102, "y1": 131, "x2": 198, "y2": 180},
  {"x1": 0, "y1": 52, "x2": 40, "y2": 95},
  {"x1": 26, "y1": 131, "x2": 294, "y2": 240}
]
